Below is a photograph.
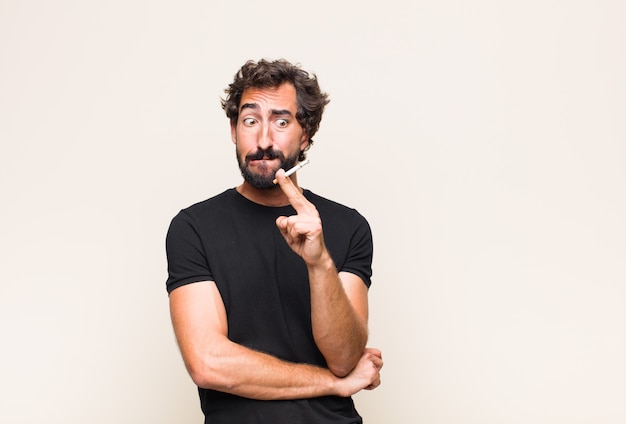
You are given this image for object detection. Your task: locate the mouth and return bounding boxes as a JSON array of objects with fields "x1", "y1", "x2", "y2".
[
  {"x1": 247, "y1": 157, "x2": 279, "y2": 173},
  {"x1": 248, "y1": 156, "x2": 278, "y2": 164}
]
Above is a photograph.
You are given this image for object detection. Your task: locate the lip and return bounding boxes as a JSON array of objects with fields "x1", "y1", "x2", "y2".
[
  {"x1": 249, "y1": 158, "x2": 278, "y2": 165},
  {"x1": 247, "y1": 158, "x2": 279, "y2": 172}
]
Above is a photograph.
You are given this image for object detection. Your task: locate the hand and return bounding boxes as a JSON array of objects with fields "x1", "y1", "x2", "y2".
[
  {"x1": 274, "y1": 168, "x2": 326, "y2": 265},
  {"x1": 334, "y1": 348, "x2": 383, "y2": 397}
]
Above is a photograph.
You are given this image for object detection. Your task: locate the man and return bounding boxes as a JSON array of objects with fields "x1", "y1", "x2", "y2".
[{"x1": 165, "y1": 59, "x2": 382, "y2": 423}]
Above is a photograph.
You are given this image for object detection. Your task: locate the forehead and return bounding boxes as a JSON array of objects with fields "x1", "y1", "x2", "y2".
[{"x1": 239, "y1": 83, "x2": 298, "y2": 113}]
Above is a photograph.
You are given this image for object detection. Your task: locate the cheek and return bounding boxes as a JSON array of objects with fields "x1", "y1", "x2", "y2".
[{"x1": 233, "y1": 127, "x2": 254, "y2": 146}]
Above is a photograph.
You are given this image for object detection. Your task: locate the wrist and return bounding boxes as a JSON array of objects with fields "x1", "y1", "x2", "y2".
[
  {"x1": 327, "y1": 373, "x2": 347, "y2": 398},
  {"x1": 307, "y1": 250, "x2": 334, "y2": 272}
]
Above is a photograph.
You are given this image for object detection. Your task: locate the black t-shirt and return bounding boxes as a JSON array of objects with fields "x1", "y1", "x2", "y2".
[{"x1": 166, "y1": 188, "x2": 373, "y2": 423}]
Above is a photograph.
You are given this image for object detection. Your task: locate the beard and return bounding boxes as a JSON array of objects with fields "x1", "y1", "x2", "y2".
[{"x1": 237, "y1": 147, "x2": 301, "y2": 189}]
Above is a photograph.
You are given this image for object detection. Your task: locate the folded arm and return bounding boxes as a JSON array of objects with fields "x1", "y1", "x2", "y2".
[{"x1": 169, "y1": 280, "x2": 380, "y2": 400}]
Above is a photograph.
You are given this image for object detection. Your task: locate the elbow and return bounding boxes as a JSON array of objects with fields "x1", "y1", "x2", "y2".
[
  {"x1": 187, "y1": 361, "x2": 215, "y2": 389},
  {"x1": 328, "y1": 364, "x2": 352, "y2": 378},
  {"x1": 189, "y1": 367, "x2": 213, "y2": 389},
  {"x1": 186, "y1": 358, "x2": 234, "y2": 391},
  {"x1": 323, "y1": 338, "x2": 368, "y2": 378},
  {"x1": 327, "y1": 354, "x2": 361, "y2": 378}
]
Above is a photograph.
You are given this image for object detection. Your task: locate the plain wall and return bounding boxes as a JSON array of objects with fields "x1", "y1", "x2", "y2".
[{"x1": 1, "y1": 1, "x2": 625, "y2": 423}]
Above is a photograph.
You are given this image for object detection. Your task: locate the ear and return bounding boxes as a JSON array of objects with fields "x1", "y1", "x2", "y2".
[
  {"x1": 300, "y1": 133, "x2": 309, "y2": 150},
  {"x1": 230, "y1": 121, "x2": 237, "y2": 144}
]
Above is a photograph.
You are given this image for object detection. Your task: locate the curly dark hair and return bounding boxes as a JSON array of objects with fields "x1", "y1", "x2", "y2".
[{"x1": 221, "y1": 59, "x2": 330, "y2": 161}]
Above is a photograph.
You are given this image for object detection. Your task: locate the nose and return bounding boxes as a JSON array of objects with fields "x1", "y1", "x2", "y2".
[{"x1": 256, "y1": 124, "x2": 273, "y2": 150}]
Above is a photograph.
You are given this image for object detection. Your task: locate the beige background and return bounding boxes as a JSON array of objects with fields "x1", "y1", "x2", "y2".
[{"x1": 1, "y1": 1, "x2": 625, "y2": 423}]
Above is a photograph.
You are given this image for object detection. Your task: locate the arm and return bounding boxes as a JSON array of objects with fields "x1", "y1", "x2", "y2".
[
  {"x1": 308, "y1": 260, "x2": 369, "y2": 377},
  {"x1": 274, "y1": 170, "x2": 370, "y2": 376},
  {"x1": 169, "y1": 280, "x2": 381, "y2": 400}
]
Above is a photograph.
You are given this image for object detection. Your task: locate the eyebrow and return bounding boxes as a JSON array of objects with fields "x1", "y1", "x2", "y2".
[{"x1": 240, "y1": 103, "x2": 293, "y2": 117}]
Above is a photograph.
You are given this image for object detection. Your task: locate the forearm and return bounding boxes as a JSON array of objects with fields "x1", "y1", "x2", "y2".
[
  {"x1": 308, "y1": 253, "x2": 369, "y2": 377},
  {"x1": 185, "y1": 336, "x2": 349, "y2": 400}
]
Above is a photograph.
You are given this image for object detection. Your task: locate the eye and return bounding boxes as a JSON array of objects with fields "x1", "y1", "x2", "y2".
[
  {"x1": 276, "y1": 118, "x2": 288, "y2": 128},
  {"x1": 243, "y1": 117, "x2": 257, "y2": 126}
]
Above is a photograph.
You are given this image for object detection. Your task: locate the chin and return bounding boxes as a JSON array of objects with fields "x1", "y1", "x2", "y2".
[{"x1": 242, "y1": 172, "x2": 277, "y2": 190}]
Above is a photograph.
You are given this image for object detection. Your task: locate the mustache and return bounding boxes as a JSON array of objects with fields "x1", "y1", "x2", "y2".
[{"x1": 245, "y1": 148, "x2": 285, "y2": 162}]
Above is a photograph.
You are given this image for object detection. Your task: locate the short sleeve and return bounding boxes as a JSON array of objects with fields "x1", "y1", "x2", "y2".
[
  {"x1": 341, "y1": 211, "x2": 374, "y2": 288},
  {"x1": 165, "y1": 210, "x2": 213, "y2": 294}
]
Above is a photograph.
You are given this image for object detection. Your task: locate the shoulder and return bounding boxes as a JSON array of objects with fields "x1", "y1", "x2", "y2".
[
  {"x1": 304, "y1": 190, "x2": 351, "y2": 212},
  {"x1": 179, "y1": 188, "x2": 238, "y2": 217},
  {"x1": 304, "y1": 190, "x2": 367, "y2": 219},
  {"x1": 167, "y1": 189, "x2": 238, "y2": 235},
  {"x1": 303, "y1": 190, "x2": 371, "y2": 238}
]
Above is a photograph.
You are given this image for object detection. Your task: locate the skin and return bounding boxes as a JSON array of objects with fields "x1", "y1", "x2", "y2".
[{"x1": 169, "y1": 82, "x2": 383, "y2": 400}]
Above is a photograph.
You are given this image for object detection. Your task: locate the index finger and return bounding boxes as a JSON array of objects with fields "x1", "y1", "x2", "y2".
[{"x1": 274, "y1": 168, "x2": 314, "y2": 214}]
